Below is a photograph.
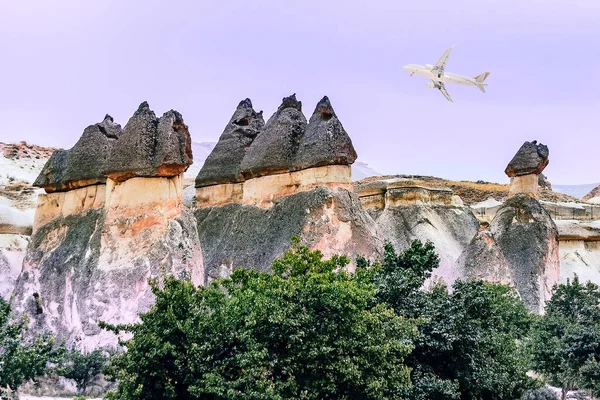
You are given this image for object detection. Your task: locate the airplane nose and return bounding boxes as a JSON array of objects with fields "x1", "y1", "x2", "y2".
[{"x1": 402, "y1": 65, "x2": 409, "y2": 71}]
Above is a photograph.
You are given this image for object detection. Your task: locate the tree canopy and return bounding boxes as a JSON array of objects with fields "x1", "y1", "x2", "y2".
[
  {"x1": 0, "y1": 297, "x2": 59, "y2": 399},
  {"x1": 369, "y1": 240, "x2": 535, "y2": 400},
  {"x1": 530, "y1": 275, "x2": 600, "y2": 399},
  {"x1": 103, "y1": 239, "x2": 417, "y2": 400},
  {"x1": 103, "y1": 239, "x2": 543, "y2": 399}
]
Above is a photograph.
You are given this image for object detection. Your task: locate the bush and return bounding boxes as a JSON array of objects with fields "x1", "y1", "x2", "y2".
[
  {"x1": 530, "y1": 275, "x2": 600, "y2": 398},
  {"x1": 0, "y1": 298, "x2": 59, "y2": 399},
  {"x1": 57, "y1": 348, "x2": 108, "y2": 395}
]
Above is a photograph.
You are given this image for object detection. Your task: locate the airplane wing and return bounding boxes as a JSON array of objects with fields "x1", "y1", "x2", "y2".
[
  {"x1": 434, "y1": 45, "x2": 455, "y2": 71},
  {"x1": 438, "y1": 83, "x2": 453, "y2": 102}
]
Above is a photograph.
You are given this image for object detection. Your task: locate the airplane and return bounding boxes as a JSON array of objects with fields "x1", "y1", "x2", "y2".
[{"x1": 402, "y1": 46, "x2": 490, "y2": 102}]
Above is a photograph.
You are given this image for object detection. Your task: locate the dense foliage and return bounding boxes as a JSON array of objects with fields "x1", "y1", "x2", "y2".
[
  {"x1": 57, "y1": 348, "x2": 109, "y2": 395},
  {"x1": 530, "y1": 275, "x2": 600, "y2": 399},
  {"x1": 102, "y1": 239, "x2": 546, "y2": 400},
  {"x1": 0, "y1": 298, "x2": 58, "y2": 399},
  {"x1": 102, "y1": 239, "x2": 417, "y2": 399},
  {"x1": 368, "y1": 240, "x2": 535, "y2": 400}
]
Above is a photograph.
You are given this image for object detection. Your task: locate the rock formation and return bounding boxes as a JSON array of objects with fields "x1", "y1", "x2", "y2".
[
  {"x1": 240, "y1": 94, "x2": 307, "y2": 179},
  {"x1": 236, "y1": 95, "x2": 356, "y2": 207},
  {"x1": 459, "y1": 141, "x2": 559, "y2": 313},
  {"x1": 0, "y1": 234, "x2": 28, "y2": 301},
  {"x1": 196, "y1": 187, "x2": 382, "y2": 284},
  {"x1": 195, "y1": 95, "x2": 376, "y2": 282},
  {"x1": 583, "y1": 184, "x2": 600, "y2": 203},
  {"x1": 355, "y1": 178, "x2": 479, "y2": 285},
  {"x1": 34, "y1": 115, "x2": 121, "y2": 193},
  {"x1": 294, "y1": 96, "x2": 357, "y2": 171},
  {"x1": 0, "y1": 206, "x2": 33, "y2": 300},
  {"x1": 554, "y1": 220, "x2": 600, "y2": 286},
  {"x1": 505, "y1": 140, "x2": 549, "y2": 199},
  {"x1": 538, "y1": 173, "x2": 552, "y2": 191},
  {"x1": 195, "y1": 99, "x2": 264, "y2": 207},
  {"x1": 105, "y1": 102, "x2": 192, "y2": 182},
  {"x1": 12, "y1": 103, "x2": 203, "y2": 350}
]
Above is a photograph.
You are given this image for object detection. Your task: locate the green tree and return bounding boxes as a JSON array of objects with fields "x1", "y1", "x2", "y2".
[
  {"x1": 57, "y1": 348, "x2": 108, "y2": 395},
  {"x1": 530, "y1": 275, "x2": 600, "y2": 399},
  {"x1": 102, "y1": 239, "x2": 417, "y2": 400},
  {"x1": 0, "y1": 297, "x2": 58, "y2": 399},
  {"x1": 371, "y1": 240, "x2": 535, "y2": 400}
]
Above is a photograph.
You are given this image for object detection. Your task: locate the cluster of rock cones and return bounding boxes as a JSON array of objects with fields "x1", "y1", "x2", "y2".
[{"x1": 6, "y1": 95, "x2": 560, "y2": 351}]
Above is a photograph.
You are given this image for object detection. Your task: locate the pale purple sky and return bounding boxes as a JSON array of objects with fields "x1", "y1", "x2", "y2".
[{"x1": 1, "y1": 0, "x2": 599, "y2": 184}]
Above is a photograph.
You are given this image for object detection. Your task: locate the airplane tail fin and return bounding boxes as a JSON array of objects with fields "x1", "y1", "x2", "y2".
[
  {"x1": 474, "y1": 72, "x2": 490, "y2": 93},
  {"x1": 474, "y1": 72, "x2": 490, "y2": 83}
]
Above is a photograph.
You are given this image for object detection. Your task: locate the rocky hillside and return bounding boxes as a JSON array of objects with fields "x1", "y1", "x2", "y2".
[
  {"x1": 583, "y1": 184, "x2": 600, "y2": 203},
  {"x1": 356, "y1": 174, "x2": 581, "y2": 205}
]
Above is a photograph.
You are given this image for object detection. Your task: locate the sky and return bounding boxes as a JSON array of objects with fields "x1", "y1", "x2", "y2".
[{"x1": 1, "y1": 0, "x2": 599, "y2": 185}]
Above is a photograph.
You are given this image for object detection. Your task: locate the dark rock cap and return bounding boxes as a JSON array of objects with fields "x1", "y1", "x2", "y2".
[
  {"x1": 195, "y1": 99, "x2": 264, "y2": 188},
  {"x1": 505, "y1": 140, "x2": 549, "y2": 177},
  {"x1": 34, "y1": 116, "x2": 122, "y2": 192},
  {"x1": 104, "y1": 102, "x2": 193, "y2": 181},
  {"x1": 294, "y1": 96, "x2": 357, "y2": 171},
  {"x1": 240, "y1": 94, "x2": 307, "y2": 179}
]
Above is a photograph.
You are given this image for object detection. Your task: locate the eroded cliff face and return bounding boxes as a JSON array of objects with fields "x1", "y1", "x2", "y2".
[
  {"x1": 458, "y1": 141, "x2": 559, "y2": 313},
  {"x1": 12, "y1": 104, "x2": 203, "y2": 350},
  {"x1": 555, "y1": 220, "x2": 600, "y2": 286},
  {"x1": 355, "y1": 178, "x2": 479, "y2": 285},
  {"x1": 196, "y1": 186, "x2": 381, "y2": 284},
  {"x1": 0, "y1": 234, "x2": 28, "y2": 300}
]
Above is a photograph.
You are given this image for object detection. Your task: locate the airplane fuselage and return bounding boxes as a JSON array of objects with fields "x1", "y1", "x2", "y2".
[{"x1": 402, "y1": 64, "x2": 479, "y2": 86}]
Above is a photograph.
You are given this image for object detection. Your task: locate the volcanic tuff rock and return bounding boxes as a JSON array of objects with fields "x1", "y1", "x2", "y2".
[
  {"x1": 33, "y1": 115, "x2": 121, "y2": 192},
  {"x1": 554, "y1": 220, "x2": 600, "y2": 286},
  {"x1": 504, "y1": 140, "x2": 549, "y2": 177},
  {"x1": 13, "y1": 206, "x2": 203, "y2": 350},
  {"x1": 195, "y1": 186, "x2": 382, "y2": 284},
  {"x1": 354, "y1": 177, "x2": 479, "y2": 285},
  {"x1": 12, "y1": 103, "x2": 203, "y2": 350},
  {"x1": 0, "y1": 234, "x2": 28, "y2": 301},
  {"x1": 458, "y1": 194, "x2": 560, "y2": 313},
  {"x1": 538, "y1": 173, "x2": 552, "y2": 191},
  {"x1": 294, "y1": 96, "x2": 357, "y2": 171},
  {"x1": 240, "y1": 94, "x2": 307, "y2": 179},
  {"x1": 195, "y1": 99, "x2": 264, "y2": 188},
  {"x1": 105, "y1": 102, "x2": 193, "y2": 181}
]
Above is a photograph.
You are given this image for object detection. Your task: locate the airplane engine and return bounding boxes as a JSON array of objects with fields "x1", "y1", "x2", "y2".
[
  {"x1": 425, "y1": 64, "x2": 434, "y2": 70},
  {"x1": 426, "y1": 81, "x2": 439, "y2": 89}
]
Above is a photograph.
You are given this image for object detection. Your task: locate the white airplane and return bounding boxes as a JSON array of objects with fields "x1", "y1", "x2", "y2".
[{"x1": 402, "y1": 46, "x2": 490, "y2": 102}]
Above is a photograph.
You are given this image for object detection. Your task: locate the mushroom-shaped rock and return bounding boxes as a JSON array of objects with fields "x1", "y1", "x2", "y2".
[
  {"x1": 504, "y1": 140, "x2": 549, "y2": 177},
  {"x1": 195, "y1": 99, "x2": 264, "y2": 188},
  {"x1": 104, "y1": 102, "x2": 193, "y2": 181},
  {"x1": 34, "y1": 115, "x2": 122, "y2": 192},
  {"x1": 294, "y1": 96, "x2": 357, "y2": 171},
  {"x1": 240, "y1": 94, "x2": 307, "y2": 179}
]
